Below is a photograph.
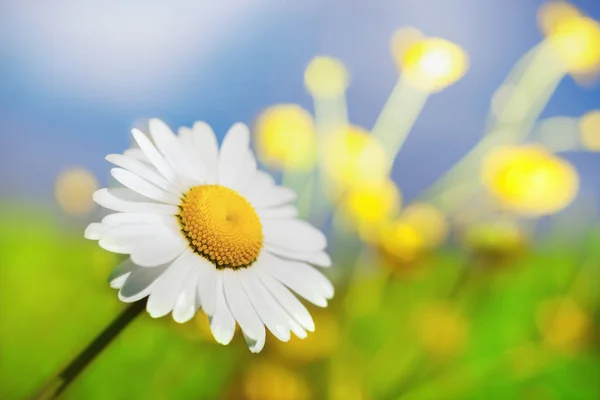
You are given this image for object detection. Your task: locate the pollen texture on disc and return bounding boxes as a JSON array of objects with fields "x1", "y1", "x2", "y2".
[{"x1": 178, "y1": 185, "x2": 263, "y2": 269}]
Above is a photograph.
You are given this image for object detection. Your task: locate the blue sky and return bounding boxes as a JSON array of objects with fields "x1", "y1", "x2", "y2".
[{"x1": 1, "y1": 0, "x2": 599, "y2": 202}]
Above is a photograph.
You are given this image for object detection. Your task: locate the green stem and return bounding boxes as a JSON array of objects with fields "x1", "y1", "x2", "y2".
[{"x1": 31, "y1": 300, "x2": 146, "y2": 399}]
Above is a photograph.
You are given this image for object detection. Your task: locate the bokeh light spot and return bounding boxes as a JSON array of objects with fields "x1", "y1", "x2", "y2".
[
  {"x1": 255, "y1": 104, "x2": 317, "y2": 171},
  {"x1": 579, "y1": 110, "x2": 600, "y2": 150},
  {"x1": 304, "y1": 56, "x2": 349, "y2": 98},
  {"x1": 54, "y1": 167, "x2": 99, "y2": 215}
]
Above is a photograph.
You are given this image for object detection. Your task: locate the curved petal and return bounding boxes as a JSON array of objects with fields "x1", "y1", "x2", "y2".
[
  {"x1": 256, "y1": 252, "x2": 330, "y2": 307},
  {"x1": 108, "y1": 257, "x2": 138, "y2": 289},
  {"x1": 243, "y1": 331, "x2": 265, "y2": 354},
  {"x1": 93, "y1": 188, "x2": 179, "y2": 214},
  {"x1": 111, "y1": 168, "x2": 180, "y2": 205},
  {"x1": 265, "y1": 245, "x2": 332, "y2": 268},
  {"x1": 130, "y1": 234, "x2": 188, "y2": 268},
  {"x1": 123, "y1": 148, "x2": 149, "y2": 163},
  {"x1": 256, "y1": 268, "x2": 315, "y2": 331},
  {"x1": 227, "y1": 150, "x2": 257, "y2": 192},
  {"x1": 242, "y1": 171, "x2": 275, "y2": 203},
  {"x1": 257, "y1": 205, "x2": 298, "y2": 220},
  {"x1": 101, "y1": 212, "x2": 171, "y2": 228},
  {"x1": 118, "y1": 262, "x2": 170, "y2": 302},
  {"x1": 149, "y1": 119, "x2": 203, "y2": 183},
  {"x1": 192, "y1": 121, "x2": 219, "y2": 184},
  {"x1": 239, "y1": 268, "x2": 291, "y2": 342},
  {"x1": 210, "y1": 272, "x2": 236, "y2": 345},
  {"x1": 173, "y1": 266, "x2": 201, "y2": 323},
  {"x1": 131, "y1": 128, "x2": 177, "y2": 181},
  {"x1": 84, "y1": 222, "x2": 105, "y2": 240},
  {"x1": 193, "y1": 254, "x2": 218, "y2": 316},
  {"x1": 222, "y1": 269, "x2": 265, "y2": 343},
  {"x1": 146, "y1": 251, "x2": 193, "y2": 318},
  {"x1": 178, "y1": 126, "x2": 208, "y2": 182},
  {"x1": 263, "y1": 219, "x2": 327, "y2": 253},
  {"x1": 253, "y1": 186, "x2": 297, "y2": 209},
  {"x1": 106, "y1": 154, "x2": 174, "y2": 193},
  {"x1": 218, "y1": 123, "x2": 250, "y2": 188}
]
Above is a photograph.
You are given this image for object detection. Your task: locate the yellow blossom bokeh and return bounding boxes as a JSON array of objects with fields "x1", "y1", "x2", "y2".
[
  {"x1": 255, "y1": 104, "x2": 317, "y2": 171},
  {"x1": 482, "y1": 145, "x2": 579, "y2": 216},
  {"x1": 398, "y1": 37, "x2": 469, "y2": 92}
]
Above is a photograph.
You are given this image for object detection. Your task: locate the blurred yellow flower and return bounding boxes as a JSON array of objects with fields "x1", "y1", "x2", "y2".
[
  {"x1": 379, "y1": 220, "x2": 426, "y2": 264},
  {"x1": 304, "y1": 56, "x2": 349, "y2": 98},
  {"x1": 275, "y1": 310, "x2": 338, "y2": 362},
  {"x1": 462, "y1": 218, "x2": 526, "y2": 266},
  {"x1": 255, "y1": 104, "x2": 317, "y2": 171},
  {"x1": 482, "y1": 145, "x2": 579, "y2": 216},
  {"x1": 241, "y1": 361, "x2": 310, "y2": 400},
  {"x1": 579, "y1": 110, "x2": 600, "y2": 150},
  {"x1": 322, "y1": 125, "x2": 389, "y2": 190},
  {"x1": 539, "y1": 2, "x2": 600, "y2": 75},
  {"x1": 397, "y1": 37, "x2": 469, "y2": 92},
  {"x1": 538, "y1": 1, "x2": 582, "y2": 36},
  {"x1": 341, "y1": 179, "x2": 402, "y2": 241},
  {"x1": 416, "y1": 303, "x2": 469, "y2": 358},
  {"x1": 390, "y1": 26, "x2": 425, "y2": 66},
  {"x1": 54, "y1": 167, "x2": 99, "y2": 215},
  {"x1": 400, "y1": 202, "x2": 449, "y2": 249},
  {"x1": 537, "y1": 297, "x2": 591, "y2": 353}
]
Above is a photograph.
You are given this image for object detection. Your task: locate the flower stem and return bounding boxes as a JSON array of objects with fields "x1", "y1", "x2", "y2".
[{"x1": 31, "y1": 300, "x2": 146, "y2": 400}]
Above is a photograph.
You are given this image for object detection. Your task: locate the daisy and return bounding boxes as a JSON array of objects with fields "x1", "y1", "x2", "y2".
[{"x1": 85, "y1": 119, "x2": 333, "y2": 353}]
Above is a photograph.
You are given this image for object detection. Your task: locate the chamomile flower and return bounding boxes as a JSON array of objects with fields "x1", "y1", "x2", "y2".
[{"x1": 85, "y1": 119, "x2": 333, "y2": 353}]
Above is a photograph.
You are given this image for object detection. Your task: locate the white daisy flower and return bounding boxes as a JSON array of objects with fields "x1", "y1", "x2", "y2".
[{"x1": 85, "y1": 119, "x2": 333, "y2": 353}]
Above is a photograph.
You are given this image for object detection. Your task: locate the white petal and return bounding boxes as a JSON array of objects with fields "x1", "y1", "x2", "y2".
[
  {"x1": 264, "y1": 219, "x2": 327, "y2": 253},
  {"x1": 130, "y1": 233, "x2": 188, "y2": 267},
  {"x1": 146, "y1": 251, "x2": 193, "y2": 318},
  {"x1": 193, "y1": 255, "x2": 218, "y2": 316},
  {"x1": 210, "y1": 273, "x2": 236, "y2": 345},
  {"x1": 119, "y1": 263, "x2": 170, "y2": 302},
  {"x1": 110, "y1": 274, "x2": 129, "y2": 290},
  {"x1": 288, "y1": 319, "x2": 308, "y2": 339},
  {"x1": 84, "y1": 222, "x2": 105, "y2": 240},
  {"x1": 178, "y1": 126, "x2": 193, "y2": 146},
  {"x1": 148, "y1": 118, "x2": 180, "y2": 162},
  {"x1": 265, "y1": 245, "x2": 332, "y2": 268},
  {"x1": 244, "y1": 331, "x2": 266, "y2": 354},
  {"x1": 222, "y1": 269, "x2": 265, "y2": 343},
  {"x1": 101, "y1": 212, "x2": 171, "y2": 228},
  {"x1": 218, "y1": 123, "x2": 250, "y2": 188},
  {"x1": 99, "y1": 224, "x2": 155, "y2": 254},
  {"x1": 106, "y1": 154, "x2": 174, "y2": 192},
  {"x1": 98, "y1": 220, "x2": 184, "y2": 261},
  {"x1": 239, "y1": 268, "x2": 291, "y2": 342},
  {"x1": 178, "y1": 126, "x2": 207, "y2": 182},
  {"x1": 256, "y1": 268, "x2": 315, "y2": 332},
  {"x1": 242, "y1": 171, "x2": 275, "y2": 203},
  {"x1": 256, "y1": 252, "x2": 330, "y2": 307},
  {"x1": 108, "y1": 257, "x2": 138, "y2": 288},
  {"x1": 227, "y1": 150, "x2": 257, "y2": 192},
  {"x1": 253, "y1": 186, "x2": 297, "y2": 209},
  {"x1": 111, "y1": 168, "x2": 180, "y2": 205},
  {"x1": 93, "y1": 188, "x2": 179, "y2": 214},
  {"x1": 149, "y1": 119, "x2": 203, "y2": 183},
  {"x1": 192, "y1": 121, "x2": 219, "y2": 184},
  {"x1": 123, "y1": 148, "x2": 149, "y2": 163},
  {"x1": 131, "y1": 128, "x2": 177, "y2": 181},
  {"x1": 258, "y1": 205, "x2": 298, "y2": 220},
  {"x1": 173, "y1": 266, "x2": 201, "y2": 323}
]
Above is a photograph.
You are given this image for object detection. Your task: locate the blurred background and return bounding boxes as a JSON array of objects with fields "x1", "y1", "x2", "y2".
[{"x1": 2, "y1": 0, "x2": 600, "y2": 399}]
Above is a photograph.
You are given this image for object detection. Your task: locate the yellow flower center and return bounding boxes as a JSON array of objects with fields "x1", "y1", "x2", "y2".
[{"x1": 178, "y1": 185, "x2": 263, "y2": 269}]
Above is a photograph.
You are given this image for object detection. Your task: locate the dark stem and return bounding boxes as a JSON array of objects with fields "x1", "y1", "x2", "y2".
[{"x1": 32, "y1": 300, "x2": 146, "y2": 400}]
